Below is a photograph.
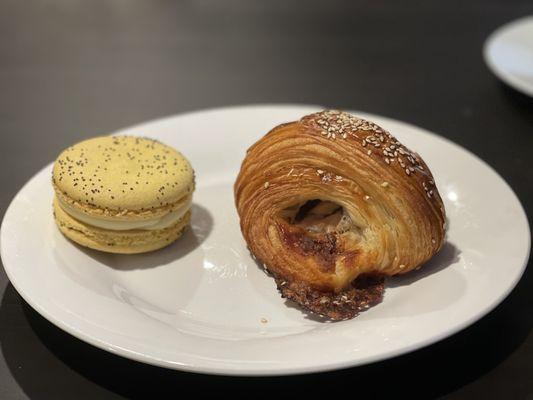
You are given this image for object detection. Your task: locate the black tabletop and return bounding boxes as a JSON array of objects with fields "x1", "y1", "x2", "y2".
[{"x1": 1, "y1": 1, "x2": 532, "y2": 398}]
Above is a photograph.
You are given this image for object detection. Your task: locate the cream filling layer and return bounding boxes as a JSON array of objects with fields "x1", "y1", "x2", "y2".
[{"x1": 57, "y1": 195, "x2": 192, "y2": 231}]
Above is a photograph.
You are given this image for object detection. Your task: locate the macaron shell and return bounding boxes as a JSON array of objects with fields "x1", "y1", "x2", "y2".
[
  {"x1": 52, "y1": 136, "x2": 194, "y2": 213},
  {"x1": 53, "y1": 198, "x2": 191, "y2": 254},
  {"x1": 53, "y1": 187, "x2": 192, "y2": 221}
]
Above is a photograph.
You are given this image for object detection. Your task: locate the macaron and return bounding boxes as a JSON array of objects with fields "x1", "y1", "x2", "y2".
[{"x1": 52, "y1": 136, "x2": 195, "y2": 254}]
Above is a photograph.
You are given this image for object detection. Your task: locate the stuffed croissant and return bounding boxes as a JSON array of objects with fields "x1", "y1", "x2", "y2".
[{"x1": 234, "y1": 110, "x2": 446, "y2": 320}]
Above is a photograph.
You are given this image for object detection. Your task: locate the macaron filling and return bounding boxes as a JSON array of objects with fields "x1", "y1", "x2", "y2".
[{"x1": 56, "y1": 195, "x2": 192, "y2": 231}]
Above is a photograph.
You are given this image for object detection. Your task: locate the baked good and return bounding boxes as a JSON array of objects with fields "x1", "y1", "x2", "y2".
[
  {"x1": 52, "y1": 136, "x2": 194, "y2": 254},
  {"x1": 234, "y1": 110, "x2": 446, "y2": 320}
]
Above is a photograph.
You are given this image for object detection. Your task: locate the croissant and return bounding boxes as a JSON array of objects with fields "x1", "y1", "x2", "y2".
[{"x1": 234, "y1": 110, "x2": 446, "y2": 320}]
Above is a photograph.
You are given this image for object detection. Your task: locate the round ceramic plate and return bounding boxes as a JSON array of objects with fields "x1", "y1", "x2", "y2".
[
  {"x1": 1, "y1": 105, "x2": 530, "y2": 376},
  {"x1": 484, "y1": 16, "x2": 533, "y2": 96}
]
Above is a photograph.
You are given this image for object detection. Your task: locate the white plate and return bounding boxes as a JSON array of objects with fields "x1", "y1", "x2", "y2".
[
  {"x1": 484, "y1": 16, "x2": 533, "y2": 96},
  {"x1": 1, "y1": 105, "x2": 530, "y2": 376}
]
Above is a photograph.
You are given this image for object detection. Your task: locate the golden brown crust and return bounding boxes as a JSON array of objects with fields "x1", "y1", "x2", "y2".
[{"x1": 234, "y1": 110, "x2": 446, "y2": 320}]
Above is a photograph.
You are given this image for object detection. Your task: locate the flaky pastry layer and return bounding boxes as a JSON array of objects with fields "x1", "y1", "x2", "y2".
[{"x1": 234, "y1": 110, "x2": 446, "y2": 320}]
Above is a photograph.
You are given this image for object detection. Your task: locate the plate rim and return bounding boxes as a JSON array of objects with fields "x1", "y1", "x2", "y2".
[
  {"x1": 483, "y1": 15, "x2": 533, "y2": 97},
  {"x1": 1, "y1": 104, "x2": 531, "y2": 376}
]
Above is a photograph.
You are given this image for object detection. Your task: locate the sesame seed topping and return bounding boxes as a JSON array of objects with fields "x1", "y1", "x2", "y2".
[
  {"x1": 320, "y1": 172, "x2": 333, "y2": 183},
  {"x1": 306, "y1": 111, "x2": 379, "y2": 141},
  {"x1": 301, "y1": 110, "x2": 437, "y2": 198},
  {"x1": 264, "y1": 182, "x2": 270, "y2": 189}
]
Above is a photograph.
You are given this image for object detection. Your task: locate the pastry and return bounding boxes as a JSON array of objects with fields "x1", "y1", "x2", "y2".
[
  {"x1": 234, "y1": 110, "x2": 446, "y2": 320},
  {"x1": 52, "y1": 136, "x2": 194, "y2": 254}
]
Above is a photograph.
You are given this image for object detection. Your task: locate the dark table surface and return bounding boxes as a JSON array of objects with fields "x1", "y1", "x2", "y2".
[{"x1": 1, "y1": 1, "x2": 532, "y2": 398}]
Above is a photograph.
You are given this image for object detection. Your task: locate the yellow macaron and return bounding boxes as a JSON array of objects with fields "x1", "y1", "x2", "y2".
[{"x1": 52, "y1": 136, "x2": 195, "y2": 254}]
